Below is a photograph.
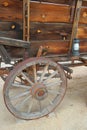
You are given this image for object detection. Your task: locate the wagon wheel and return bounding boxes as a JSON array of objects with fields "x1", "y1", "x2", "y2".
[{"x1": 3, "y1": 57, "x2": 67, "y2": 120}]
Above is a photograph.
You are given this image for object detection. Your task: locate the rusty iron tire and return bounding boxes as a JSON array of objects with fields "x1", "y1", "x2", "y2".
[{"x1": 3, "y1": 57, "x2": 67, "y2": 120}]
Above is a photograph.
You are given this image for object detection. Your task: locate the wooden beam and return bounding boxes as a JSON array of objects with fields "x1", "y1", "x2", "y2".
[
  {"x1": 70, "y1": 0, "x2": 76, "y2": 22},
  {"x1": 23, "y1": 0, "x2": 30, "y2": 41},
  {"x1": 0, "y1": 45, "x2": 11, "y2": 63},
  {"x1": 0, "y1": 37, "x2": 30, "y2": 48},
  {"x1": 69, "y1": 0, "x2": 83, "y2": 54}
]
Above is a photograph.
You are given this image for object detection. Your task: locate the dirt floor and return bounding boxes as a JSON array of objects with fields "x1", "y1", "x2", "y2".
[{"x1": 0, "y1": 66, "x2": 87, "y2": 130}]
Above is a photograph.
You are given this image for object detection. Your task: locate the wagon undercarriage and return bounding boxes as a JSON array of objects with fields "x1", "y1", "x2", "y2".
[{"x1": 0, "y1": 0, "x2": 87, "y2": 120}]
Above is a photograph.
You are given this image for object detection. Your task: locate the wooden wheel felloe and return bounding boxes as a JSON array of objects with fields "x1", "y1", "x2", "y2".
[{"x1": 3, "y1": 57, "x2": 67, "y2": 120}]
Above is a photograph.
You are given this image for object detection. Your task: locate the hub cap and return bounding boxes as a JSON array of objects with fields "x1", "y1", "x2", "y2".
[{"x1": 31, "y1": 83, "x2": 48, "y2": 100}]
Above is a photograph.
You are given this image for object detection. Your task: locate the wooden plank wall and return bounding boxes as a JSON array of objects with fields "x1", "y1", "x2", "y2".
[
  {"x1": 0, "y1": 0, "x2": 87, "y2": 55},
  {"x1": 0, "y1": 1, "x2": 87, "y2": 39}
]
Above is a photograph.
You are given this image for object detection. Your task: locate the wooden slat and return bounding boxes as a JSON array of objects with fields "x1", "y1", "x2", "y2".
[
  {"x1": 3, "y1": 40, "x2": 87, "y2": 58},
  {"x1": 0, "y1": 22, "x2": 87, "y2": 40},
  {"x1": 0, "y1": 22, "x2": 22, "y2": 31},
  {"x1": 0, "y1": 21, "x2": 22, "y2": 39},
  {"x1": 0, "y1": 0, "x2": 22, "y2": 22},
  {"x1": 30, "y1": 23, "x2": 87, "y2": 40},
  {"x1": 0, "y1": 1, "x2": 87, "y2": 24},
  {"x1": 30, "y1": 2, "x2": 70, "y2": 23},
  {"x1": 29, "y1": 40, "x2": 87, "y2": 56},
  {"x1": 30, "y1": 22, "x2": 72, "y2": 40},
  {"x1": 0, "y1": 1, "x2": 70, "y2": 22},
  {"x1": 0, "y1": 31, "x2": 22, "y2": 39},
  {"x1": 0, "y1": 37, "x2": 29, "y2": 48},
  {"x1": 30, "y1": 40, "x2": 70, "y2": 55}
]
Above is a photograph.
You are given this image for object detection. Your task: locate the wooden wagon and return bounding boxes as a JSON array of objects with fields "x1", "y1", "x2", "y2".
[{"x1": 0, "y1": 0, "x2": 87, "y2": 120}]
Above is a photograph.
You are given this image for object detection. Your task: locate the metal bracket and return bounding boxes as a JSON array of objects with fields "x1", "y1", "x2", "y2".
[{"x1": 62, "y1": 66, "x2": 73, "y2": 79}]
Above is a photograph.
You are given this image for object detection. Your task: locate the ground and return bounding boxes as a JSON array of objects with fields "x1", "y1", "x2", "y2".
[{"x1": 0, "y1": 66, "x2": 87, "y2": 130}]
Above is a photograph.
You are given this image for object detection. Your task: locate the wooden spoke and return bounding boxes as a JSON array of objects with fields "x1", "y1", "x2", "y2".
[
  {"x1": 14, "y1": 79, "x2": 21, "y2": 83},
  {"x1": 21, "y1": 72, "x2": 34, "y2": 85},
  {"x1": 33, "y1": 65, "x2": 37, "y2": 83},
  {"x1": 43, "y1": 70, "x2": 58, "y2": 83},
  {"x1": 28, "y1": 99, "x2": 34, "y2": 113},
  {"x1": 45, "y1": 80, "x2": 62, "y2": 88},
  {"x1": 12, "y1": 83, "x2": 31, "y2": 89},
  {"x1": 39, "y1": 64, "x2": 49, "y2": 82},
  {"x1": 16, "y1": 95, "x2": 32, "y2": 109},
  {"x1": 10, "y1": 91, "x2": 30, "y2": 100}
]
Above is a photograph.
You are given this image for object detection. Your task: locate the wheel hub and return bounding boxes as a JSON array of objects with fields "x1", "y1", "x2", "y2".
[{"x1": 31, "y1": 83, "x2": 48, "y2": 100}]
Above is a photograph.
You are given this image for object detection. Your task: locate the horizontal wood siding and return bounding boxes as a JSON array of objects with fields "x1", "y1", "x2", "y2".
[
  {"x1": 0, "y1": 1, "x2": 87, "y2": 24},
  {"x1": 0, "y1": 0, "x2": 87, "y2": 56},
  {"x1": 30, "y1": 40, "x2": 87, "y2": 55},
  {"x1": 0, "y1": 22, "x2": 87, "y2": 40},
  {"x1": 30, "y1": 2, "x2": 70, "y2": 23}
]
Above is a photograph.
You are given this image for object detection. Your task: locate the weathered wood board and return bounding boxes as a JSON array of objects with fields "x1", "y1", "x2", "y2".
[
  {"x1": 0, "y1": 1, "x2": 87, "y2": 23},
  {"x1": 0, "y1": 0, "x2": 87, "y2": 55}
]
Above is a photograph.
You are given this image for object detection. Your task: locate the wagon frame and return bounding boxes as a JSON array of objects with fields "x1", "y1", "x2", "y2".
[{"x1": 0, "y1": 0, "x2": 87, "y2": 120}]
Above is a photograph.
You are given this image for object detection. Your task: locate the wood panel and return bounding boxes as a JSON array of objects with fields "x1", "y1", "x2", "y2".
[
  {"x1": 0, "y1": 31, "x2": 22, "y2": 39},
  {"x1": 30, "y1": 22, "x2": 72, "y2": 40},
  {"x1": 0, "y1": 22, "x2": 87, "y2": 40},
  {"x1": 0, "y1": 22, "x2": 22, "y2": 31},
  {"x1": 30, "y1": 2, "x2": 70, "y2": 23},
  {"x1": 0, "y1": 1, "x2": 70, "y2": 22},
  {"x1": 0, "y1": 21, "x2": 22, "y2": 39},
  {"x1": 0, "y1": 1, "x2": 87, "y2": 24},
  {"x1": 4, "y1": 39, "x2": 87, "y2": 58},
  {"x1": 30, "y1": 2, "x2": 87, "y2": 24},
  {"x1": 0, "y1": 0, "x2": 23, "y2": 22},
  {"x1": 30, "y1": 23, "x2": 87, "y2": 40},
  {"x1": 30, "y1": 40, "x2": 87, "y2": 56}
]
